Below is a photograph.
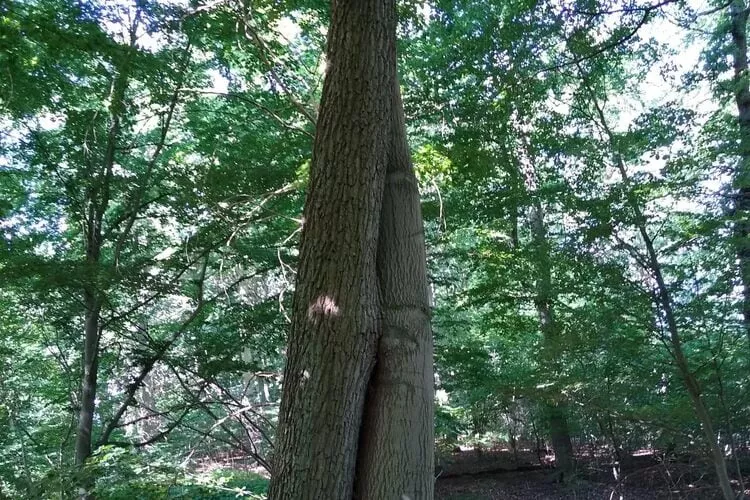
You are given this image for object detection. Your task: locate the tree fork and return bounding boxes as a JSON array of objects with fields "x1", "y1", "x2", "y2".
[
  {"x1": 268, "y1": 0, "x2": 433, "y2": 498},
  {"x1": 355, "y1": 79, "x2": 434, "y2": 499}
]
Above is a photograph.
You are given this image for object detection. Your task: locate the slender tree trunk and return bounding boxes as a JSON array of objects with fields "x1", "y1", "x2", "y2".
[
  {"x1": 75, "y1": 197, "x2": 105, "y2": 500},
  {"x1": 509, "y1": 162, "x2": 521, "y2": 248},
  {"x1": 713, "y1": 356, "x2": 747, "y2": 495},
  {"x1": 268, "y1": 1, "x2": 433, "y2": 498},
  {"x1": 73, "y1": 41, "x2": 131, "y2": 475},
  {"x1": 74, "y1": 294, "x2": 101, "y2": 467},
  {"x1": 730, "y1": 0, "x2": 750, "y2": 353},
  {"x1": 614, "y1": 153, "x2": 735, "y2": 500},
  {"x1": 575, "y1": 67, "x2": 736, "y2": 498},
  {"x1": 592, "y1": 104, "x2": 736, "y2": 499},
  {"x1": 606, "y1": 411, "x2": 624, "y2": 464},
  {"x1": 516, "y1": 148, "x2": 575, "y2": 479}
]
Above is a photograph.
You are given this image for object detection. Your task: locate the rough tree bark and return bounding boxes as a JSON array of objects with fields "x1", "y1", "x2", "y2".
[{"x1": 268, "y1": 0, "x2": 433, "y2": 498}]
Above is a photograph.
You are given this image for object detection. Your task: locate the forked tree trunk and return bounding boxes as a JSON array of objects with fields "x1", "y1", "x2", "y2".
[{"x1": 268, "y1": 0, "x2": 433, "y2": 498}]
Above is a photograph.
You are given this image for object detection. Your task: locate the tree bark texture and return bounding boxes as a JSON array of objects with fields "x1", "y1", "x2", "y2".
[
  {"x1": 355, "y1": 79, "x2": 434, "y2": 499},
  {"x1": 730, "y1": 0, "x2": 750, "y2": 354},
  {"x1": 268, "y1": 1, "x2": 434, "y2": 498}
]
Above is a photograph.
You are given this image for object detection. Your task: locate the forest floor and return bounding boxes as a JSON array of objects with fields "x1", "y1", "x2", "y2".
[{"x1": 435, "y1": 448, "x2": 749, "y2": 500}]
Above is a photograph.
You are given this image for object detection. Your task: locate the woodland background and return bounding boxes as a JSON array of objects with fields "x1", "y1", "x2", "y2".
[{"x1": 1, "y1": 0, "x2": 750, "y2": 498}]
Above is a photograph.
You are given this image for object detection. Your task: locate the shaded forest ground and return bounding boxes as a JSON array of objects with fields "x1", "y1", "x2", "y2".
[
  {"x1": 435, "y1": 448, "x2": 750, "y2": 500},
  {"x1": 145, "y1": 447, "x2": 749, "y2": 499}
]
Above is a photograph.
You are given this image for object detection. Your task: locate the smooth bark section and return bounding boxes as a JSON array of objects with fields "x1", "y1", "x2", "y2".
[
  {"x1": 355, "y1": 83, "x2": 435, "y2": 499},
  {"x1": 268, "y1": 0, "x2": 397, "y2": 498},
  {"x1": 730, "y1": 0, "x2": 750, "y2": 353}
]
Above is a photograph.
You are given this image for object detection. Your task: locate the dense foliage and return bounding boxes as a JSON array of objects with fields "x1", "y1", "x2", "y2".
[{"x1": 1, "y1": 0, "x2": 749, "y2": 498}]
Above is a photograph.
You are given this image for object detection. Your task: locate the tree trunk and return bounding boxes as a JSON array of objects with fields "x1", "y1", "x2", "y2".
[
  {"x1": 615, "y1": 155, "x2": 736, "y2": 500},
  {"x1": 651, "y1": 262, "x2": 736, "y2": 500},
  {"x1": 355, "y1": 78, "x2": 434, "y2": 499},
  {"x1": 517, "y1": 147, "x2": 575, "y2": 479},
  {"x1": 575, "y1": 78, "x2": 737, "y2": 497},
  {"x1": 592, "y1": 105, "x2": 736, "y2": 500},
  {"x1": 268, "y1": 0, "x2": 433, "y2": 498},
  {"x1": 73, "y1": 35, "x2": 131, "y2": 476},
  {"x1": 730, "y1": 0, "x2": 750, "y2": 354},
  {"x1": 74, "y1": 293, "x2": 101, "y2": 467},
  {"x1": 545, "y1": 402, "x2": 574, "y2": 477}
]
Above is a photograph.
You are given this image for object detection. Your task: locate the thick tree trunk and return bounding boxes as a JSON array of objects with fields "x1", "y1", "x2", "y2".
[
  {"x1": 355, "y1": 79, "x2": 434, "y2": 499},
  {"x1": 545, "y1": 402, "x2": 574, "y2": 477},
  {"x1": 268, "y1": 1, "x2": 433, "y2": 498},
  {"x1": 730, "y1": 0, "x2": 750, "y2": 353}
]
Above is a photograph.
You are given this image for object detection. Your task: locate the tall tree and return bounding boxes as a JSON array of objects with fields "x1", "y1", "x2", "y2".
[
  {"x1": 729, "y1": 0, "x2": 750, "y2": 351},
  {"x1": 74, "y1": 15, "x2": 136, "y2": 469},
  {"x1": 580, "y1": 78, "x2": 737, "y2": 500},
  {"x1": 516, "y1": 141, "x2": 575, "y2": 480},
  {"x1": 268, "y1": 0, "x2": 434, "y2": 498}
]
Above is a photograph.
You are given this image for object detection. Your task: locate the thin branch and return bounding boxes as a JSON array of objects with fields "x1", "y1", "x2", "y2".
[
  {"x1": 540, "y1": 8, "x2": 655, "y2": 74},
  {"x1": 563, "y1": 0, "x2": 677, "y2": 17},
  {"x1": 236, "y1": 11, "x2": 317, "y2": 125},
  {"x1": 112, "y1": 41, "x2": 193, "y2": 269},
  {"x1": 180, "y1": 88, "x2": 314, "y2": 139},
  {"x1": 96, "y1": 256, "x2": 209, "y2": 447}
]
